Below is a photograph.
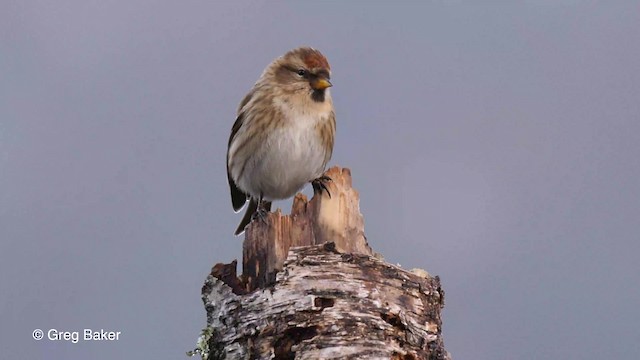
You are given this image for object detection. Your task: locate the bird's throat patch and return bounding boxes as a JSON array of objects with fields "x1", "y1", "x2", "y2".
[{"x1": 311, "y1": 89, "x2": 326, "y2": 103}]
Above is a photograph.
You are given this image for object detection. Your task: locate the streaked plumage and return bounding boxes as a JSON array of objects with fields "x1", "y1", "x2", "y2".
[{"x1": 227, "y1": 47, "x2": 336, "y2": 235}]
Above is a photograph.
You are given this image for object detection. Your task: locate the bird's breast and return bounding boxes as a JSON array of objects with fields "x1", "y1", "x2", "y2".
[
  {"x1": 254, "y1": 113, "x2": 329, "y2": 200},
  {"x1": 233, "y1": 92, "x2": 334, "y2": 201}
]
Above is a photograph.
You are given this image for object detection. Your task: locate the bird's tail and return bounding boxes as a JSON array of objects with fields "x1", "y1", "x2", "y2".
[{"x1": 234, "y1": 199, "x2": 272, "y2": 235}]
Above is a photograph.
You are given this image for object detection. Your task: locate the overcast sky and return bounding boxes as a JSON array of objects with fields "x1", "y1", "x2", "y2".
[{"x1": 2, "y1": 1, "x2": 639, "y2": 359}]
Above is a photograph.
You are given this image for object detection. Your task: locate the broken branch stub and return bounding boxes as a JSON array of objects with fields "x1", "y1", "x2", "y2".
[{"x1": 242, "y1": 166, "x2": 374, "y2": 290}]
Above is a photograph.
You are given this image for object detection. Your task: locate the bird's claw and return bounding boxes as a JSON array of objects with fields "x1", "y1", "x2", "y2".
[
  {"x1": 311, "y1": 175, "x2": 332, "y2": 198},
  {"x1": 251, "y1": 205, "x2": 269, "y2": 224}
]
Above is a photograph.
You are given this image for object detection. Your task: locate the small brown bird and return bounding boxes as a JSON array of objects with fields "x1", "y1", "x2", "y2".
[{"x1": 227, "y1": 47, "x2": 336, "y2": 235}]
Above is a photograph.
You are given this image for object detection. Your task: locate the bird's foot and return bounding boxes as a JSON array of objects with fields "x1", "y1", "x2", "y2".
[
  {"x1": 311, "y1": 175, "x2": 332, "y2": 198},
  {"x1": 251, "y1": 207, "x2": 269, "y2": 224},
  {"x1": 251, "y1": 200, "x2": 271, "y2": 225}
]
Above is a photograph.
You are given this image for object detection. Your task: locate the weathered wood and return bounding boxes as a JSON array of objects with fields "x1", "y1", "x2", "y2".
[
  {"x1": 191, "y1": 166, "x2": 451, "y2": 360},
  {"x1": 242, "y1": 166, "x2": 373, "y2": 291},
  {"x1": 200, "y1": 243, "x2": 449, "y2": 360}
]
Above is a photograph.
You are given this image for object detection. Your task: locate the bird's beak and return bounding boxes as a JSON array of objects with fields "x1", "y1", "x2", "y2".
[{"x1": 311, "y1": 77, "x2": 332, "y2": 90}]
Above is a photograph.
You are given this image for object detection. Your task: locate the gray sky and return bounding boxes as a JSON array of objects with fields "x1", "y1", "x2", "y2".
[{"x1": 2, "y1": 1, "x2": 639, "y2": 359}]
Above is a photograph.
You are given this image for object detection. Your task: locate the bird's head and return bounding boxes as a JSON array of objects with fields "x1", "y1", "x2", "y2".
[{"x1": 268, "y1": 47, "x2": 332, "y2": 102}]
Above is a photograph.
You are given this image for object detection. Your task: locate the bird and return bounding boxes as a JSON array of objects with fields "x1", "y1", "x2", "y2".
[{"x1": 226, "y1": 47, "x2": 336, "y2": 235}]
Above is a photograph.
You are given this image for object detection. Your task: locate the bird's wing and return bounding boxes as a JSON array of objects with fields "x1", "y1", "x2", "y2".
[
  {"x1": 227, "y1": 111, "x2": 249, "y2": 212},
  {"x1": 321, "y1": 109, "x2": 336, "y2": 168}
]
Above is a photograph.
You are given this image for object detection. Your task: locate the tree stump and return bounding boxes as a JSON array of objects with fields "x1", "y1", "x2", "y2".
[{"x1": 190, "y1": 167, "x2": 451, "y2": 360}]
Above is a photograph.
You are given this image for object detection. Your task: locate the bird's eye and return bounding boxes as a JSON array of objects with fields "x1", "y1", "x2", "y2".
[{"x1": 297, "y1": 69, "x2": 306, "y2": 77}]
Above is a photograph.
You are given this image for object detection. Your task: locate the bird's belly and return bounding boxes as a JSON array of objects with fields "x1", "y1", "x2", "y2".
[{"x1": 242, "y1": 123, "x2": 326, "y2": 200}]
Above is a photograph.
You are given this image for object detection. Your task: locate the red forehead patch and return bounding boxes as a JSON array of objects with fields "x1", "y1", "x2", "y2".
[{"x1": 301, "y1": 48, "x2": 330, "y2": 70}]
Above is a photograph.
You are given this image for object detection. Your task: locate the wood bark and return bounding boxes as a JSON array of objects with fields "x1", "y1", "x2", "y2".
[{"x1": 192, "y1": 167, "x2": 451, "y2": 360}]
